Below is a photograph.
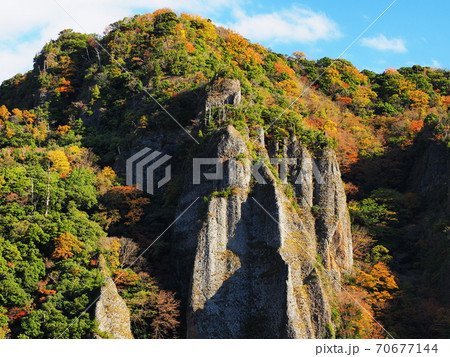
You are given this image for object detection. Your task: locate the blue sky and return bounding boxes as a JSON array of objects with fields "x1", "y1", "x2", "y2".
[{"x1": 0, "y1": 0, "x2": 448, "y2": 83}]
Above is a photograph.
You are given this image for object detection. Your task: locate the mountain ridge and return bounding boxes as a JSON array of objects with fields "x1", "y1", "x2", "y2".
[{"x1": 0, "y1": 9, "x2": 449, "y2": 339}]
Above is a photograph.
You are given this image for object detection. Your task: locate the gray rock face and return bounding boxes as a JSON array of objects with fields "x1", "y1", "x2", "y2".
[
  {"x1": 204, "y1": 78, "x2": 242, "y2": 122},
  {"x1": 173, "y1": 126, "x2": 353, "y2": 338},
  {"x1": 95, "y1": 276, "x2": 134, "y2": 339}
]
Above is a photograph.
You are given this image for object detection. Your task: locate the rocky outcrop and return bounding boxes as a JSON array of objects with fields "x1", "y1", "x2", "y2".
[
  {"x1": 95, "y1": 257, "x2": 133, "y2": 339},
  {"x1": 205, "y1": 78, "x2": 241, "y2": 112},
  {"x1": 173, "y1": 125, "x2": 352, "y2": 338},
  {"x1": 204, "y1": 78, "x2": 241, "y2": 124}
]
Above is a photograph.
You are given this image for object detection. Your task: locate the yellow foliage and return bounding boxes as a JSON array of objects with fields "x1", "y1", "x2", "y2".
[
  {"x1": 67, "y1": 145, "x2": 82, "y2": 157},
  {"x1": 409, "y1": 89, "x2": 429, "y2": 110},
  {"x1": 275, "y1": 79, "x2": 300, "y2": 96},
  {"x1": 181, "y1": 14, "x2": 217, "y2": 42},
  {"x1": 5, "y1": 127, "x2": 15, "y2": 138},
  {"x1": 138, "y1": 115, "x2": 148, "y2": 129},
  {"x1": 48, "y1": 150, "x2": 71, "y2": 176},
  {"x1": 343, "y1": 65, "x2": 368, "y2": 84},
  {"x1": 398, "y1": 78, "x2": 416, "y2": 94},
  {"x1": 325, "y1": 67, "x2": 341, "y2": 84},
  {"x1": 108, "y1": 238, "x2": 121, "y2": 271},
  {"x1": 32, "y1": 121, "x2": 49, "y2": 143},
  {"x1": 352, "y1": 87, "x2": 377, "y2": 109},
  {"x1": 324, "y1": 119, "x2": 337, "y2": 132},
  {"x1": 102, "y1": 167, "x2": 116, "y2": 180},
  {"x1": 0, "y1": 105, "x2": 11, "y2": 120},
  {"x1": 0, "y1": 322, "x2": 10, "y2": 339}
]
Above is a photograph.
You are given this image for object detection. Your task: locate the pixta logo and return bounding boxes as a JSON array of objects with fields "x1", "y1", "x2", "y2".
[
  {"x1": 127, "y1": 148, "x2": 324, "y2": 195},
  {"x1": 126, "y1": 148, "x2": 172, "y2": 195},
  {"x1": 193, "y1": 158, "x2": 324, "y2": 185}
]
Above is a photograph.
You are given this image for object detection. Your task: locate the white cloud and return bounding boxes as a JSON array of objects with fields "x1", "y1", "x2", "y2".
[
  {"x1": 227, "y1": 6, "x2": 341, "y2": 44},
  {"x1": 0, "y1": 1, "x2": 339, "y2": 83},
  {"x1": 0, "y1": 0, "x2": 235, "y2": 82},
  {"x1": 360, "y1": 34, "x2": 406, "y2": 53},
  {"x1": 431, "y1": 60, "x2": 441, "y2": 68}
]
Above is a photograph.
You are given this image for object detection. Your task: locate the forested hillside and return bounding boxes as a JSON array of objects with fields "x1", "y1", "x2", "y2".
[{"x1": 0, "y1": 9, "x2": 448, "y2": 338}]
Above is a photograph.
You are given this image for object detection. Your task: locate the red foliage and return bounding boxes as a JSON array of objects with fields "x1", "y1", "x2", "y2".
[{"x1": 8, "y1": 308, "x2": 27, "y2": 320}]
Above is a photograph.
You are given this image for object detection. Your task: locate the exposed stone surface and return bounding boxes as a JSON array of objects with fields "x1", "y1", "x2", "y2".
[
  {"x1": 95, "y1": 257, "x2": 133, "y2": 339},
  {"x1": 173, "y1": 125, "x2": 353, "y2": 338},
  {"x1": 205, "y1": 78, "x2": 242, "y2": 113}
]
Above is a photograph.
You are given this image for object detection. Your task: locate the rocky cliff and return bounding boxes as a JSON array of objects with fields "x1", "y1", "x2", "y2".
[
  {"x1": 95, "y1": 256, "x2": 134, "y2": 339},
  {"x1": 173, "y1": 124, "x2": 353, "y2": 338}
]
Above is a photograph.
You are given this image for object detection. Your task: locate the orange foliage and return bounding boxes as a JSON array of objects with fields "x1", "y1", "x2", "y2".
[
  {"x1": 335, "y1": 130, "x2": 360, "y2": 172},
  {"x1": 57, "y1": 79, "x2": 75, "y2": 94},
  {"x1": 344, "y1": 181, "x2": 359, "y2": 197},
  {"x1": 336, "y1": 96, "x2": 353, "y2": 105},
  {"x1": 114, "y1": 269, "x2": 139, "y2": 286},
  {"x1": 152, "y1": 8, "x2": 174, "y2": 17},
  {"x1": 22, "y1": 110, "x2": 36, "y2": 125},
  {"x1": 273, "y1": 61, "x2": 295, "y2": 79},
  {"x1": 11, "y1": 108, "x2": 22, "y2": 119},
  {"x1": 38, "y1": 287, "x2": 56, "y2": 296},
  {"x1": 59, "y1": 55, "x2": 75, "y2": 77},
  {"x1": 356, "y1": 262, "x2": 398, "y2": 305},
  {"x1": 185, "y1": 42, "x2": 196, "y2": 53},
  {"x1": 409, "y1": 120, "x2": 424, "y2": 133},
  {"x1": 336, "y1": 286, "x2": 386, "y2": 338},
  {"x1": 52, "y1": 232, "x2": 83, "y2": 260},
  {"x1": 384, "y1": 68, "x2": 399, "y2": 74},
  {"x1": 443, "y1": 96, "x2": 450, "y2": 107},
  {"x1": 55, "y1": 125, "x2": 71, "y2": 136}
]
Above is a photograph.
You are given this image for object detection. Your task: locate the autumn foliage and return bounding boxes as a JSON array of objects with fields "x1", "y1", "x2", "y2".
[
  {"x1": 52, "y1": 232, "x2": 83, "y2": 260},
  {"x1": 150, "y1": 291, "x2": 180, "y2": 339}
]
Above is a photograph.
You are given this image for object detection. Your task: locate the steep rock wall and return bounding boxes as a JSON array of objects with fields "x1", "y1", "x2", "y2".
[{"x1": 173, "y1": 125, "x2": 352, "y2": 338}]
